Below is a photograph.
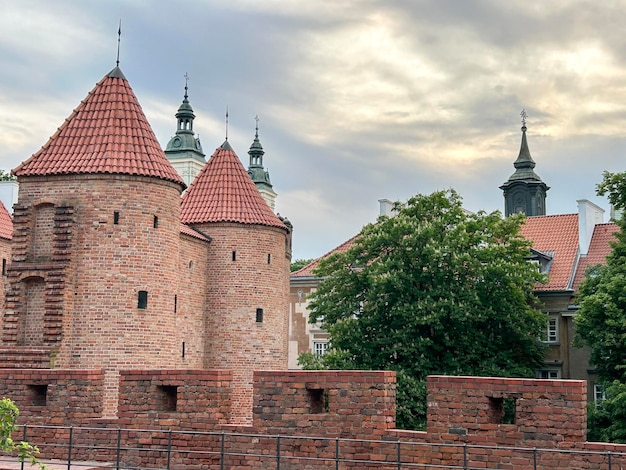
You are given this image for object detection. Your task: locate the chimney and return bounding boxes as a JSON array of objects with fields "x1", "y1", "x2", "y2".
[
  {"x1": 577, "y1": 199, "x2": 605, "y2": 256},
  {"x1": 0, "y1": 180, "x2": 18, "y2": 214},
  {"x1": 378, "y1": 199, "x2": 394, "y2": 217}
]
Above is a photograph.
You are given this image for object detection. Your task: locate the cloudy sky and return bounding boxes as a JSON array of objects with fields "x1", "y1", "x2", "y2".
[{"x1": 1, "y1": 0, "x2": 625, "y2": 260}]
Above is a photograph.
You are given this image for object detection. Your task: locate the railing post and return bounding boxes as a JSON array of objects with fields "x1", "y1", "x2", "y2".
[
  {"x1": 220, "y1": 432, "x2": 225, "y2": 470},
  {"x1": 115, "y1": 428, "x2": 122, "y2": 470},
  {"x1": 335, "y1": 437, "x2": 340, "y2": 470},
  {"x1": 20, "y1": 425, "x2": 27, "y2": 470},
  {"x1": 533, "y1": 447, "x2": 537, "y2": 470},
  {"x1": 397, "y1": 440, "x2": 401, "y2": 470},
  {"x1": 608, "y1": 450, "x2": 612, "y2": 470},
  {"x1": 66, "y1": 427, "x2": 73, "y2": 470},
  {"x1": 463, "y1": 444, "x2": 467, "y2": 470},
  {"x1": 166, "y1": 430, "x2": 172, "y2": 470},
  {"x1": 276, "y1": 435, "x2": 281, "y2": 470}
]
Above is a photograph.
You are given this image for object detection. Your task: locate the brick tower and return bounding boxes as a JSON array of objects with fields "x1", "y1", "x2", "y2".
[
  {"x1": 4, "y1": 66, "x2": 186, "y2": 416},
  {"x1": 181, "y1": 140, "x2": 292, "y2": 424}
]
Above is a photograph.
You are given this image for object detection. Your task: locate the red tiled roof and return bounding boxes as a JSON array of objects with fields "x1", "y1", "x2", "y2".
[
  {"x1": 13, "y1": 67, "x2": 184, "y2": 187},
  {"x1": 293, "y1": 213, "x2": 584, "y2": 292},
  {"x1": 520, "y1": 214, "x2": 580, "y2": 291},
  {"x1": 291, "y1": 235, "x2": 359, "y2": 278},
  {"x1": 180, "y1": 141, "x2": 286, "y2": 229},
  {"x1": 573, "y1": 222, "x2": 619, "y2": 289},
  {"x1": 180, "y1": 223, "x2": 211, "y2": 242},
  {"x1": 0, "y1": 200, "x2": 12, "y2": 240}
]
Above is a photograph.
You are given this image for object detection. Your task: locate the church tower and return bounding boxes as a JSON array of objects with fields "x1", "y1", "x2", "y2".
[
  {"x1": 164, "y1": 76, "x2": 206, "y2": 187},
  {"x1": 500, "y1": 111, "x2": 549, "y2": 216},
  {"x1": 247, "y1": 117, "x2": 277, "y2": 211}
]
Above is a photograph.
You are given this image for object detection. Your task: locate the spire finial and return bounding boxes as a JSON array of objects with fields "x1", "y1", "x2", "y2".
[
  {"x1": 255, "y1": 115, "x2": 259, "y2": 138},
  {"x1": 116, "y1": 20, "x2": 122, "y2": 67},
  {"x1": 225, "y1": 106, "x2": 229, "y2": 141},
  {"x1": 520, "y1": 109, "x2": 527, "y2": 129},
  {"x1": 184, "y1": 72, "x2": 189, "y2": 99}
]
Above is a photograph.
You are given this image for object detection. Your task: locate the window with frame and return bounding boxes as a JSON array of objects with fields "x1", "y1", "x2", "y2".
[
  {"x1": 594, "y1": 384, "x2": 606, "y2": 404},
  {"x1": 536, "y1": 369, "x2": 560, "y2": 379},
  {"x1": 544, "y1": 315, "x2": 558, "y2": 343},
  {"x1": 313, "y1": 341, "x2": 328, "y2": 357}
]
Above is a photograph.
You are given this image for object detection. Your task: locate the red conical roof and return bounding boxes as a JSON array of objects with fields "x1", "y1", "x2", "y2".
[
  {"x1": 13, "y1": 67, "x2": 184, "y2": 187},
  {"x1": 181, "y1": 141, "x2": 286, "y2": 229}
]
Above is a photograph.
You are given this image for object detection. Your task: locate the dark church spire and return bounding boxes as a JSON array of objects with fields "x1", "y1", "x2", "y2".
[
  {"x1": 247, "y1": 116, "x2": 277, "y2": 211},
  {"x1": 500, "y1": 110, "x2": 549, "y2": 217},
  {"x1": 164, "y1": 74, "x2": 206, "y2": 187}
]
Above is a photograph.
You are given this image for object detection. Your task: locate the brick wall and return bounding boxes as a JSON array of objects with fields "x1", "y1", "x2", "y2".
[
  {"x1": 4, "y1": 370, "x2": 626, "y2": 469},
  {"x1": 199, "y1": 222, "x2": 290, "y2": 424},
  {"x1": 176, "y1": 234, "x2": 210, "y2": 369},
  {"x1": 254, "y1": 370, "x2": 396, "y2": 438}
]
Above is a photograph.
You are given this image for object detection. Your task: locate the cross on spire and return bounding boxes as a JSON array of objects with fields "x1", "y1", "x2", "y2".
[
  {"x1": 520, "y1": 109, "x2": 527, "y2": 127},
  {"x1": 255, "y1": 115, "x2": 260, "y2": 138},
  {"x1": 184, "y1": 72, "x2": 189, "y2": 99}
]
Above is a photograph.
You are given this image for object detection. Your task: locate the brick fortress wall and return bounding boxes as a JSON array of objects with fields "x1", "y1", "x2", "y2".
[
  {"x1": 3, "y1": 370, "x2": 625, "y2": 469},
  {"x1": 2, "y1": 174, "x2": 184, "y2": 416}
]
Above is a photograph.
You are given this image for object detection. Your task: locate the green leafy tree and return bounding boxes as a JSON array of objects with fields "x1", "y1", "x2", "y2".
[
  {"x1": 575, "y1": 171, "x2": 626, "y2": 441},
  {"x1": 304, "y1": 190, "x2": 547, "y2": 429},
  {"x1": 291, "y1": 258, "x2": 314, "y2": 272},
  {"x1": 0, "y1": 170, "x2": 16, "y2": 181},
  {"x1": 0, "y1": 398, "x2": 44, "y2": 468}
]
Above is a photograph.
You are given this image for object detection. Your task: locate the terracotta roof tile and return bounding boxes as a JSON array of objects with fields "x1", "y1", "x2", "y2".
[
  {"x1": 520, "y1": 214, "x2": 580, "y2": 291},
  {"x1": 291, "y1": 235, "x2": 359, "y2": 278},
  {"x1": 180, "y1": 223, "x2": 211, "y2": 242},
  {"x1": 573, "y1": 222, "x2": 619, "y2": 289},
  {"x1": 180, "y1": 141, "x2": 286, "y2": 229},
  {"x1": 293, "y1": 213, "x2": 585, "y2": 293},
  {"x1": 13, "y1": 67, "x2": 184, "y2": 187},
  {"x1": 0, "y1": 200, "x2": 12, "y2": 240}
]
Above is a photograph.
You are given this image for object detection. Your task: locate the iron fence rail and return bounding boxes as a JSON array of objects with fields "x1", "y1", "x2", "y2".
[{"x1": 0, "y1": 425, "x2": 624, "y2": 470}]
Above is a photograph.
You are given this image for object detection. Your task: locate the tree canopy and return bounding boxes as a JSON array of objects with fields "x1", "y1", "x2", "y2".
[
  {"x1": 576, "y1": 171, "x2": 626, "y2": 442},
  {"x1": 0, "y1": 398, "x2": 43, "y2": 468},
  {"x1": 304, "y1": 190, "x2": 547, "y2": 429}
]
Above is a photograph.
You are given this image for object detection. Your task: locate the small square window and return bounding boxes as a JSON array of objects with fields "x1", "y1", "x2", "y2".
[
  {"x1": 488, "y1": 396, "x2": 516, "y2": 424},
  {"x1": 138, "y1": 291, "x2": 148, "y2": 309},
  {"x1": 28, "y1": 384, "x2": 48, "y2": 407},
  {"x1": 157, "y1": 385, "x2": 177, "y2": 412},
  {"x1": 307, "y1": 388, "x2": 329, "y2": 414}
]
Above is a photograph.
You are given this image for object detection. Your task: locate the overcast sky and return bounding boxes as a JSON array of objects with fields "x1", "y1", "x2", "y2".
[{"x1": 1, "y1": 0, "x2": 625, "y2": 260}]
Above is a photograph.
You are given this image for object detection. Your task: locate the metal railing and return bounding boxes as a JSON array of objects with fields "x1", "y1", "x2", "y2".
[{"x1": 1, "y1": 424, "x2": 625, "y2": 470}]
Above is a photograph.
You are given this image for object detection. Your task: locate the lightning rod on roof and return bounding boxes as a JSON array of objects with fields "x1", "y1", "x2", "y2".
[
  {"x1": 116, "y1": 19, "x2": 122, "y2": 67},
  {"x1": 184, "y1": 72, "x2": 189, "y2": 99},
  {"x1": 255, "y1": 115, "x2": 260, "y2": 138},
  {"x1": 520, "y1": 109, "x2": 527, "y2": 128},
  {"x1": 225, "y1": 106, "x2": 229, "y2": 140}
]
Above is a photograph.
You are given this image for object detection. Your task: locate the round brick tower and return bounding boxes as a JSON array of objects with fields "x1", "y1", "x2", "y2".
[
  {"x1": 181, "y1": 140, "x2": 291, "y2": 425},
  {"x1": 8, "y1": 66, "x2": 186, "y2": 416}
]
